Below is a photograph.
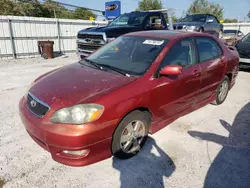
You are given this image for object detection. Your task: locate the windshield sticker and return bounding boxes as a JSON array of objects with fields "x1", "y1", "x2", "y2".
[{"x1": 143, "y1": 40, "x2": 164, "y2": 45}]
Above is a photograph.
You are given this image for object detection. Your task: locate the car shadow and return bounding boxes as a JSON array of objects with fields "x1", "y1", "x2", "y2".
[
  {"x1": 112, "y1": 137, "x2": 176, "y2": 188},
  {"x1": 188, "y1": 102, "x2": 250, "y2": 188}
]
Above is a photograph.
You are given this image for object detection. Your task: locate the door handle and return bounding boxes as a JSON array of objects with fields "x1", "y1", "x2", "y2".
[{"x1": 193, "y1": 69, "x2": 200, "y2": 76}]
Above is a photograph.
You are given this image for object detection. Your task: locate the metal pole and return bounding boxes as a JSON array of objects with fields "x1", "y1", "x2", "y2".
[
  {"x1": 8, "y1": 19, "x2": 16, "y2": 58},
  {"x1": 167, "y1": 10, "x2": 173, "y2": 30},
  {"x1": 56, "y1": 19, "x2": 61, "y2": 53}
]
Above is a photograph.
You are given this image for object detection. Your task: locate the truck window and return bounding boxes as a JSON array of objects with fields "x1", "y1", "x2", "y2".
[
  {"x1": 109, "y1": 12, "x2": 147, "y2": 26},
  {"x1": 145, "y1": 14, "x2": 164, "y2": 29}
]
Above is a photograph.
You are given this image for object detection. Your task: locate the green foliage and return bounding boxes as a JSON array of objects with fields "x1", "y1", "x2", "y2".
[
  {"x1": 187, "y1": 0, "x2": 223, "y2": 20},
  {"x1": 136, "y1": 0, "x2": 163, "y2": 11},
  {"x1": 223, "y1": 18, "x2": 238, "y2": 23},
  {"x1": 0, "y1": 0, "x2": 96, "y2": 20},
  {"x1": 0, "y1": 0, "x2": 23, "y2": 16}
]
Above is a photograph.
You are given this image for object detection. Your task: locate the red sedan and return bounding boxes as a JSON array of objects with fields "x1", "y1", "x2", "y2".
[{"x1": 19, "y1": 30, "x2": 239, "y2": 166}]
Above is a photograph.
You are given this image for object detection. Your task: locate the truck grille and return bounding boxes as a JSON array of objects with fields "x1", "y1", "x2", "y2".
[
  {"x1": 77, "y1": 32, "x2": 106, "y2": 55},
  {"x1": 77, "y1": 33, "x2": 104, "y2": 40},
  {"x1": 27, "y1": 92, "x2": 50, "y2": 118},
  {"x1": 78, "y1": 44, "x2": 101, "y2": 52}
]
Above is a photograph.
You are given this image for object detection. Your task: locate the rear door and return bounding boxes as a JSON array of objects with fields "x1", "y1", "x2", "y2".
[
  {"x1": 153, "y1": 37, "x2": 202, "y2": 120},
  {"x1": 194, "y1": 36, "x2": 226, "y2": 103},
  {"x1": 205, "y1": 15, "x2": 217, "y2": 34}
]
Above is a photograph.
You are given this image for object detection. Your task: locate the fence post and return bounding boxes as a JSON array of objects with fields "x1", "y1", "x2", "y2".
[
  {"x1": 8, "y1": 19, "x2": 16, "y2": 58},
  {"x1": 56, "y1": 19, "x2": 61, "y2": 53},
  {"x1": 167, "y1": 9, "x2": 173, "y2": 30}
]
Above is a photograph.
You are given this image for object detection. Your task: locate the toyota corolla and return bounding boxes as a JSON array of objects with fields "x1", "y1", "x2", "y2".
[{"x1": 19, "y1": 30, "x2": 239, "y2": 166}]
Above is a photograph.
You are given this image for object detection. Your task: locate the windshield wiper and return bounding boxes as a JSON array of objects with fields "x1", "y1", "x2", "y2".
[
  {"x1": 97, "y1": 64, "x2": 131, "y2": 77},
  {"x1": 84, "y1": 59, "x2": 103, "y2": 69}
]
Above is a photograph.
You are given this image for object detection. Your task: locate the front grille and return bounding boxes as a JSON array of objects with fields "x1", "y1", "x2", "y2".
[
  {"x1": 78, "y1": 44, "x2": 101, "y2": 52},
  {"x1": 27, "y1": 93, "x2": 50, "y2": 118},
  {"x1": 77, "y1": 32, "x2": 106, "y2": 54},
  {"x1": 77, "y1": 33, "x2": 104, "y2": 40}
]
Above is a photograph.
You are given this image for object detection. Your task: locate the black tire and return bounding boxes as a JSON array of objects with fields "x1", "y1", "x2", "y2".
[
  {"x1": 198, "y1": 27, "x2": 204, "y2": 32},
  {"x1": 111, "y1": 110, "x2": 151, "y2": 159},
  {"x1": 211, "y1": 76, "x2": 230, "y2": 105}
]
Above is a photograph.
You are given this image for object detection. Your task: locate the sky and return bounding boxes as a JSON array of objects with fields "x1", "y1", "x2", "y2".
[{"x1": 58, "y1": 0, "x2": 250, "y2": 21}]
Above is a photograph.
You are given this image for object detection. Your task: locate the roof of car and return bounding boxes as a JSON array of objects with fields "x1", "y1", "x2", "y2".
[{"x1": 125, "y1": 30, "x2": 213, "y2": 40}]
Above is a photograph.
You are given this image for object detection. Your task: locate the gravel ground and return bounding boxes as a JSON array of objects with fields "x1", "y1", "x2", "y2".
[{"x1": 0, "y1": 55, "x2": 250, "y2": 188}]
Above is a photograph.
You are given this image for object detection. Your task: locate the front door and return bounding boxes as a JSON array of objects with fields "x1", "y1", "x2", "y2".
[{"x1": 152, "y1": 37, "x2": 201, "y2": 121}]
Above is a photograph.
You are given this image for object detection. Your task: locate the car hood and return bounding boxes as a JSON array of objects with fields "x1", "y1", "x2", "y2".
[
  {"x1": 174, "y1": 22, "x2": 203, "y2": 26},
  {"x1": 79, "y1": 25, "x2": 141, "y2": 38},
  {"x1": 29, "y1": 62, "x2": 136, "y2": 109}
]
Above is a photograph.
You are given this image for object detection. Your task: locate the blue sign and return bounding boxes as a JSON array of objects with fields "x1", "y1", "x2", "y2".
[{"x1": 105, "y1": 1, "x2": 121, "y2": 19}]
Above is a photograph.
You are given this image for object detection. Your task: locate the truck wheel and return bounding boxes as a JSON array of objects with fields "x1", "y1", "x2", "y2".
[
  {"x1": 198, "y1": 27, "x2": 204, "y2": 32},
  {"x1": 111, "y1": 110, "x2": 150, "y2": 159},
  {"x1": 211, "y1": 76, "x2": 230, "y2": 105}
]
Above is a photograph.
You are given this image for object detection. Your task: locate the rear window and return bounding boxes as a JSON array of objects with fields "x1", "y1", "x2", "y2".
[{"x1": 86, "y1": 36, "x2": 168, "y2": 75}]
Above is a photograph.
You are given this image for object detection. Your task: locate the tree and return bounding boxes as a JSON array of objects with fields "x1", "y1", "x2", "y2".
[
  {"x1": 223, "y1": 18, "x2": 238, "y2": 23},
  {"x1": 0, "y1": 0, "x2": 96, "y2": 20},
  {"x1": 18, "y1": 0, "x2": 51, "y2": 17},
  {"x1": 136, "y1": 0, "x2": 163, "y2": 11},
  {"x1": 187, "y1": 0, "x2": 223, "y2": 20},
  {"x1": 71, "y1": 8, "x2": 96, "y2": 20},
  {"x1": 248, "y1": 10, "x2": 250, "y2": 18},
  {"x1": 0, "y1": 0, "x2": 23, "y2": 16}
]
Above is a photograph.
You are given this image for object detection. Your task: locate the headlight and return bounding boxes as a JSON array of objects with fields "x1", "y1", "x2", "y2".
[
  {"x1": 50, "y1": 104, "x2": 104, "y2": 124},
  {"x1": 186, "y1": 26, "x2": 197, "y2": 31}
]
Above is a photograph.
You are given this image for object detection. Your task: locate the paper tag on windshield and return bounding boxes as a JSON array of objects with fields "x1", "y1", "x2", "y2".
[{"x1": 143, "y1": 40, "x2": 164, "y2": 45}]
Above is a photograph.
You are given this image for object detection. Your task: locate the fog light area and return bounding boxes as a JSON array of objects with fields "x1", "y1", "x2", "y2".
[{"x1": 61, "y1": 149, "x2": 89, "y2": 156}]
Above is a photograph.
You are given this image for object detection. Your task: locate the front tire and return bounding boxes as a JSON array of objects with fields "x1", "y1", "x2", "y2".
[
  {"x1": 211, "y1": 76, "x2": 230, "y2": 105},
  {"x1": 198, "y1": 27, "x2": 204, "y2": 32},
  {"x1": 111, "y1": 110, "x2": 150, "y2": 159}
]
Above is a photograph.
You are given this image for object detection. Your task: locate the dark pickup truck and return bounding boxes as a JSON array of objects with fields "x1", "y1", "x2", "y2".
[{"x1": 76, "y1": 10, "x2": 169, "y2": 58}]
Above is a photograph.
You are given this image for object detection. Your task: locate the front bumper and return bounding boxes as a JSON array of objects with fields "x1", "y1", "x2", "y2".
[{"x1": 19, "y1": 96, "x2": 120, "y2": 166}]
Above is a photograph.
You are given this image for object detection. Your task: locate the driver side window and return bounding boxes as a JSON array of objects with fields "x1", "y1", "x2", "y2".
[{"x1": 159, "y1": 38, "x2": 196, "y2": 70}]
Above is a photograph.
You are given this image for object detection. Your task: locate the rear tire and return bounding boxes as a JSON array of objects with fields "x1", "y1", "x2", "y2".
[
  {"x1": 211, "y1": 76, "x2": 230, "y2": 105},
  {"x1": 111, "y1": 110, "x2": 150, "y2": 159},
  {"x1": 198, "y1": 27, "x2": 204, "y2": 32}
]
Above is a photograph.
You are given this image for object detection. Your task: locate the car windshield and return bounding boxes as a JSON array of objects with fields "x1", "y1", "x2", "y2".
[
  {"x1": 181, "y1": 14, "x2": 207, "y2": 22},
  {"x1": 109, "y1": 12, "x2": 147, "y2": 26},
  {"x1": 242, "y1": 33, "x2": 250, "y2": 42},
  {"x1": 85, "y1": 36, "x2": 168, "y2": 76}
]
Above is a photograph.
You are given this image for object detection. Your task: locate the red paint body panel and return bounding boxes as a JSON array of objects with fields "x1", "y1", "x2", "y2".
[{"x1": 19, "y1": 31, "x2": 239, "y2": 166}]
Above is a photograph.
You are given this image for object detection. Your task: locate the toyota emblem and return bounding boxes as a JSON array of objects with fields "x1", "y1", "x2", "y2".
[{"x1": 30, "y1": 100, "x2": 37, "y2": 107}]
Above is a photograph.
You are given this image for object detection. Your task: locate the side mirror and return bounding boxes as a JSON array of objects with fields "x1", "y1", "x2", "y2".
[
  {"x1": 238, "y1": 32, "x2": 243, "y2": 36},
  {"x1": 160, "y1": 65, "x2": 183, "y2": 76}
]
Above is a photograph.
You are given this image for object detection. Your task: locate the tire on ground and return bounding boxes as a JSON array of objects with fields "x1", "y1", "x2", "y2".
[
  {"x1": 111, "y1": 110, "x2": 151, "y2": 159},
  {"x1": 211, "y1": 76, "x2": 230, "y2": 105}
]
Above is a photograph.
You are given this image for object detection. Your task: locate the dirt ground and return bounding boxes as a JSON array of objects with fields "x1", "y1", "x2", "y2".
[{"x1": 0, "y1": 54, "x2": 250, "y2": 188}]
